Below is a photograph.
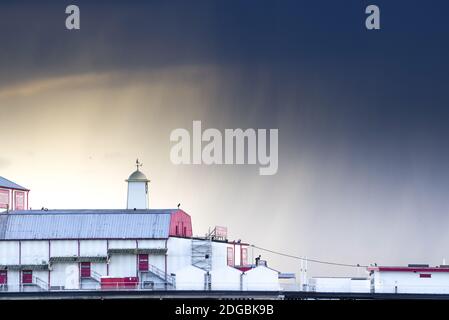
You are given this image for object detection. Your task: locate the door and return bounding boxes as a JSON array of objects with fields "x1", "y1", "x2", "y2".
[
  {"x1": 22, "y1": 270, "x2": 32, "y2": 284},
  {"x1": 80, "y1": 262, "x2": 91, "y2": 278},
  {"x1": 138, "y1": 254, "x2": 149, "y2": 271},
  {"x1": 0, "y1": 270, "x2": 7, "y2": 284}
]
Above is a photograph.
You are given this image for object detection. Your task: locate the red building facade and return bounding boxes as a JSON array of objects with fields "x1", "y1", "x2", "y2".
[{"x1": 0, "y1": 176, "x2": 29, "y2": 211}]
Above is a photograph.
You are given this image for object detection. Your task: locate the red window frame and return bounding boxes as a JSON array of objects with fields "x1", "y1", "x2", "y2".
[
  {"x1": 227, "y1": 247, "x2": 234, "y2": 266},
  {"x1": 241, "y1": 248, "x2": 248, "y2": 266},
  {"x1": 22, "y1": 270, "x2": 32, "y2": 284},
  {"x1": 138, "y1": 254, "x2": 149, "y2": 271},
  {"x1": 0, "y1": 270, "x2": 7, "y2": 284},
  {"x1": 80, "y1": 262, "x2": 91, "y2": 278},
  {"x1": 14, "y1": 191, "x2": 25, "y2": 210},
  {"x1": 0, "y1": 189, "x2": 9, "y2": 209}
]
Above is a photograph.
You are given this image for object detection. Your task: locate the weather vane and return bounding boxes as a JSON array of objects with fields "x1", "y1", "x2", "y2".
[{"x1": 136, "y1": 158, "x2": 143, "y2": 171}]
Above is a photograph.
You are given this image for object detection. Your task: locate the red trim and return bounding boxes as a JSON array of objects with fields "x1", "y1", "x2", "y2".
[
  {"x1": 168, "y1": 209, "x2": 192, "y2": 238},
  {"x1": 241, "y1": 247, "x2": 248, "y2": 266},
  {"x1": 227, "y1": 247, "x2": 234, "y2": 266},
  {"x1": 14, "y1": 191, "x2": 25, "y2": 210},
  {"x1": 106, "y1": 240, "x2": 109, "y2": 276},
  {"x1": 0, "y1": 189, "x2": 9, "y2": 209},
  {"x1": 18, "y1": 241, "x2": 21, "y2": 286},
  {"x1": 164, "y1": 239, "x2": 168, "y2": 281},
  {"x1": 0, "y1": 237, "x2": 169, "y2": 241},
  {"x1": 235, "y1": 266, "x2": 252, "y2": 272},
  {"x1": 368, "y1": 266, "x2": 449, "y2": 273},
  {"x1": 48, "y1": 240, "x2": 51, "y2": 286},
  {"x1": 135, "y1": 240, "x2": 139, "y2": 277},
  {"x1": 138, "y1": 254, "x2": 149, "y2": 271},
  {"x1": 80, "y1": 262, "x2": 91, "y2": 278},
  {"x1": 0, "y1": 270, "x2": 7, "y2": 284},
  {"x1": 22, "y1": 270, "x2": 32, "y2": 284},
  {"x1": 0, "y1": 186, "x2": 29, "y2": 192}
]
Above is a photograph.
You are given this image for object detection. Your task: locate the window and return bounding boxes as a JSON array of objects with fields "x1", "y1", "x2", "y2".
[
  {"x1": 0, "y1": 189, "x2": 9, "y2": 209},
  {"x1": 175, "y1": 225, "x2": 179, "y2": 236},
  {"x1": 227, "y1": 247, "x2": 234, "y2": 266},
  {"x1": 14, "y1": 191, "x2": 25, "y2": 210},
  {"x1": 138, "y1": 254, "x2": 149, "y2": 271},
  {"x1": 80, "y1": 262, "x2": 91, "y2": 278},
  {"x1": 0, "y1": 270, "x2": 7, "y2": 285},
  {"x1": 241, "y1": 248, "x2": 248, "y2": 266},
  {"x1": 22, "y1": 270, "x2": 32, "y2": 284},
  {"x1": 420, "y1": 273, "x2": 431, "y2": 278}
]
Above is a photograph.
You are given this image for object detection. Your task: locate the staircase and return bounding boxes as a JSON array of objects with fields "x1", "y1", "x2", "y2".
[
  {"x1": 90, "y1": 270, "x2": 102, "y2": 283},
  {"x1": 140, "y1": 264, "x2": 175, "y2": 288},
  {"x1": 192, "y1": 238, "x2": 212, "y2": 272},
  {"x1": 33, "y1": 276, "x2": 49, "y2": 291}
]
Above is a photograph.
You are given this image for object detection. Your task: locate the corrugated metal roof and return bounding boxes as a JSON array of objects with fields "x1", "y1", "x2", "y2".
[
  {"x1": 0, "y1": 176, "x2": 29, "y2": 191},
  {"x1": 0, "y1": 209, "x2": 176, "y2": 240}
]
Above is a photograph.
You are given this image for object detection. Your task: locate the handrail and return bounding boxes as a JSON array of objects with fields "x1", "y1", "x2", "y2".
[
  {"x1": 147, "y1": 264, "x2": 175, "y2": 286},
  {"x1": 90, "y1": 270, "x2": 102, "y2": 282},
  {"x1": 33, "y1": 276, "x2": 49, "y2": 290}
]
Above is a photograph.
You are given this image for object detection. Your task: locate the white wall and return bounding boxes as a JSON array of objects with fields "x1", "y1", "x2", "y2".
[
  {"x1": 0, "y1": 237, "x2": 255, "y2": 291},
  {"x1": 51, "y1": 240, "x2": 78, "y2": 257},
  {"x1": 92, "y1": 262, "x2": 107, "y2": 276},
  {"x1": 21, "y1": 241, "x2": 49, "y2": 265},
  {"x1": 350, "y1": 279, "x2": 370, "y2": 293},
  {"x1": 373, "y1": 271, "x2": 449, "y2": 294},
  {"x1": 109, "y1": 254, "x2": 136, "y2": 277},
  {"x1": 211, "y1": 242, "x2": 227, "y2": 270},
  {"x1": 167, "y1": 237, "x2": 192, "y2": 274},
  {"x1": 109, "y1": 240, "x2": 136, "y2": 249},
  {"x1": 243, "y1": 266, "x2": 280, "y2": 291},
  {"x1": 7, "y1": 270, "x2": 20, "y2": 290},
  {"x1": 79, "y1": 240, "x2": 107, "y2": 256},
  {"x1": 175, "y1": 265, "x2": 205, "y2": 290},
  {"x1": 211, "y1": 266, "x2": 242, "y2": 290},
  {"x1": 138, "y1": 240, "x2": 166, "y2": 249},
  {"x1": 127, "y1": 181, "x2": 148, "y2": 209},
  {"x1": 0, "y1": 241, "x2": 19, "y2": 264},
  {"x1": 34, "y1": 270, "x2": 49, "y2": 285}
]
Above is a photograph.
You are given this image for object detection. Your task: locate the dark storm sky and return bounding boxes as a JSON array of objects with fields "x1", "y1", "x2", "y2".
[
  {"x1": 1, "y1": 0, "x2": 449, "y2": 275},
  {"x1": 2, "y1": 0, "x2": 449, "y2": 145}
]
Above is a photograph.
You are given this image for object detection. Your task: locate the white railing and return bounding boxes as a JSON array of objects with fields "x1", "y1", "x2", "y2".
[
  {"x1": 147, "y1": 264, "x2": 176, "y2": 287},
  {"x1": 33, "y1": 276, "x2": 49, "y2": 291},
  {"x1": 90, "y1": 270, "x2": 102, "y2": 282}
]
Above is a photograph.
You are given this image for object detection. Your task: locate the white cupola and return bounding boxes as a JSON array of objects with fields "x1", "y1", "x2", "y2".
[{"x1": 126, "y1": 159, "x2": 150, "y2": 209}]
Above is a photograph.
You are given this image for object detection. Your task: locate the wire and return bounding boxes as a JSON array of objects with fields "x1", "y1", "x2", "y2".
[{"x1": 250, "y1": 244, "x2": 368, "y2": 268}]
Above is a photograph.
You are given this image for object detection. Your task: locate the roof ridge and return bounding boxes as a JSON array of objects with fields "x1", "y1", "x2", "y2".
[
  {"x1": 0, "y1": 176, "x2": 29, "y2": 191},
  {"x1": 9, "y1": 209, "x2": 179, "y2": 215}
]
